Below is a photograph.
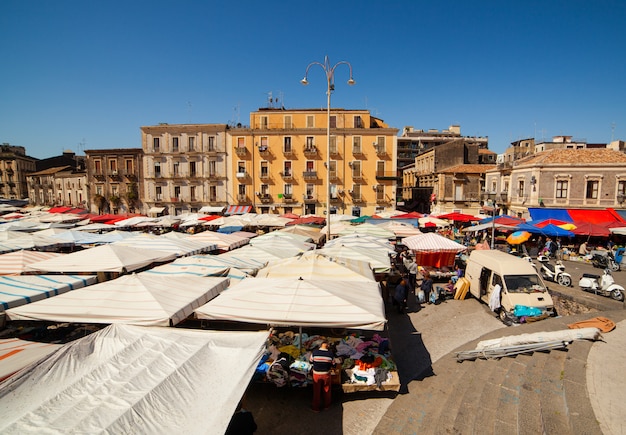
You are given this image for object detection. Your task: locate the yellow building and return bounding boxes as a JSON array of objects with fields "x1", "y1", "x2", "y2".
[{"x1": 228, "y1": 108, "x2": 399, "y2": 217}]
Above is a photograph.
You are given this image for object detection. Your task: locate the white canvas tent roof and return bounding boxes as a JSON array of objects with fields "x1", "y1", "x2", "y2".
[
  {"x1": 309, "y1": 245, "x2": 392, "y2": 273},
  {"x1": 401, "y1": 233, "x2": 467, "y2": 252},
  {"x1": 112, "y1": 233, "x2": 215, "y2": 256},
  {"x1": 6, "y1": 274, "x2": 229, "y2": 326},
  {"x1": 0, "y1": 324, "x2": 269, "y2": 435},
  {"x1": 195, "y1": 277, "x2": 386, "y2": 330},
  {"x1": 0, "y1": 250, "x2": 64, "y2": 275},
  {"x1": 0, "y1": 275, "x2": 97, "y2": 310},
  {"x1": 25, "y1": 244, "x2": 176, "y2": 273},
  {"x1": 0, "y1": 338, "x2": 62, "y2": 381},
  {"x1": 256, "y1": 253, "x2": 376, "y2": 282}
]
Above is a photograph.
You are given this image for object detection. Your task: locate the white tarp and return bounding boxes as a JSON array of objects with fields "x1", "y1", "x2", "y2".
[
  {"x1": 0, "y1": 250, "x2": 64, "y2": 275},
  {"x1": 6, "y1": 274, "x2": 229, "y2": 326},
  {"x1": 112, "y1": 233, "x2": 214, "y2": 257},
  {"x1": 195, "y1": 277, "x2": 386, "y2": 330},
  {"x1": 0, "y1": 324, "x2": 269, "y2": 435},
  {"x1": 25, "y1": 244, "x2": 176, "y2": 273},
  {"x1": 0, "y1": 275, "x2": 97, "y2": 310},
  {"x1": 256, "y1": 253, "x2": 376, "y2": 282},
  {"x1": 476, "y1": 327, "x2": 602, "y2": 350},
  {"x1": 309, "y1": 245, "x2": 392, "y2": 273}
]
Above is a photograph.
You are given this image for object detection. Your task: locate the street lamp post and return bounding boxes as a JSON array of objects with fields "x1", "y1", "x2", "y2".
[{"x1": 301, "y1": 56, "x2": 355, "y2": 242}]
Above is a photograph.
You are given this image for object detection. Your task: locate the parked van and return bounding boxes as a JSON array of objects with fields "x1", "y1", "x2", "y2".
[{"x1": 465, "y1": 250, "x2": 556, "y2": 323}]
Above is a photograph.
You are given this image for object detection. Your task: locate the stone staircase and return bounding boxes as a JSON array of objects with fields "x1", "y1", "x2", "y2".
[{"x1": 374, "y1": 314, "x2": 610, "y2": 435}]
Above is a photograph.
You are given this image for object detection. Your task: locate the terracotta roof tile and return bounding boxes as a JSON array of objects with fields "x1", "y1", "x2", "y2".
[
  {"x1": 517, "y1": 149, "x2": 626, "y2": 166},
  {"x1": 440, "y1": 164, "x2": 496, "y2": 174}
]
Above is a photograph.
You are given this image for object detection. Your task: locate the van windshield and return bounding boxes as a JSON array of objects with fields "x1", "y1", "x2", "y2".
[{"x1": 503, "y1": 275, "x2": 546, "y2": 293}]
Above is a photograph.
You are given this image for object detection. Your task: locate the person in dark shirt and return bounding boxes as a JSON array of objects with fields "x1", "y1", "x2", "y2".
[
  {"x1": 225, "y1": 400, "x2": 257, "y2": 434},
  {"x1": 394, "y1": 279, "x2": 409, "y2": 313},
  {"x1": 309, "y1": 340, "x2": 335, "y2": 412}
]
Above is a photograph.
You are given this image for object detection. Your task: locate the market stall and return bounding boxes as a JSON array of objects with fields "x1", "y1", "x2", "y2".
[{"x1": 194, "y1": 277, "x2": 399, "y2": 393}]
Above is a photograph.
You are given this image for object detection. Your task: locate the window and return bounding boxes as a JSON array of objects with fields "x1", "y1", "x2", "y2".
[
  {"x1": 351, "y1": 160, "x2": 362, "y2": 178},
  {"x1": 284, "y1": 137, "x2": 292, "y2": 153},
  {"x1": 377, "y1": 136, "x2": 385, "y2": 147},
  {"x1": 586, "y1": 180, "x2": 599, "y2": 199},
  {"x1": 238, "y1": 184, "x2": 246, "y2": 195},
  {"x1": 619, "y1": 180, "x2": 626, "y2": 196},
  {"x1": 174, "y1": 186, "x2": 181, "y2": 199},
  {"x1": 305, "y1": 183, "x2": 314, "y2": 199},
  {"x1": 154, "y1": 162, "x2": 161, "y2": 178},
  {"x1": 284, "y1": 183, "x2": 293, "y2": 195},
  {"x1": 329, "y1": 136, "x2": 337, "y2": 154},
  {"x1": 330, "y1": 116, "x2": 336, "y2": 128},
  {"x1": 352, "y1": 184, "x2": 362, "y2": 200},
  {"x1": 108, "y1": 160, "x2": 117, "y2": 172},
  {"x1": 260, "y1": 116, "x2": 268, "y2": 129},
  {"x1": 353, "y1": 136, "x2": 362, "y2": 154},
  {"x1": 125, "y1": 159, "x2": 134, "y2": 173},
  {"x1": 153, "y1": 137, "x2": 160, "y2": 152},
  {"x1": 94, "y1": 160, "x2": 102, "y2": 174},
  {"x1": 173, "y1": 162, "x2": 180, "y2": 176},
  {"x1": 306, "y1": 160, "x2": 314, "y2": 172},
  {"x1": 260, "y1": 184, "x2": 269, "y2": 195},
  {"x1": 189, "y1": 161, "x2": 197, "y2": 177},
  {"x1": 209, "y1": 160, "x2": 216, "y2": 177},
  {"x1": 306, "y1": 137, "x2": 315, "y2": 149},
  {"x1": 283, "y1": 161, "x2": 292, "y2": 176},
  {"x1": 284, "y1": 115, "x2": 292, "y2": 129},
  {"x1": 237, "y1": 137, "x2": 245, "y2": 149},
  {"x1": 259, "y1": 137, "x2": 269, "y2": 151},
  {"x1": 96, "y1": 185, "x2": 103, "y2": 196},
  {"x1": 518, "y1": 180, "x2": 525, "y2": 198},
  {"x1": 208, "y1": 136, "x2": 215, "y2": 152},
  {"x1": 172, "y1": 137, "x2": 179, "y2": 152},
  {"x1": 375, "y1": 185, "x2": 385, "y2": 202},
  {"x1": 188, "y1": 136, "x2": 195, "y2": 151},
  {"x1": 209, "y1": 185, "x2": 217, "y2": 202},
  {"x1": 376, "y1": 160, "x2": 385, "y2": 177},
  {"x1": 306, "y1": 115, "x2": 315, "y2": 128},
  {"x1": 260, "y1": 161, "x2": 269, "y2": 178},
  {"x1": 156, "y1": 186, "x2": 162, "y2": 201},
  {"x1": 354, "y1": 116, "x2": 363, "y2": 128},
  {"x1": 556, "y1": 180, "x2": 568, "y2": 198},
  {"x1": 329, "y1": 160, "x2": 337, "y2": 179},
  {"x1": 190, "y1": 186, "x2": 196, "y2": 201}
]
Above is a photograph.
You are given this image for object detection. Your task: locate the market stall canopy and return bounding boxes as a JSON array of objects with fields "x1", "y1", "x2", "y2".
[
  {"x1": 461, "y1": 222, "x2": 517, "y2": 233},
  {"x1": 336, "y1": 222, "x2": 396, "y2": 239},
  {"x1": 276, "y1": 225, "x2": 324, "y2": 244},
  {"x1": 112, "y1": 233, "x2": 215, "y2": 257},
  {"x1": 418, "y1": 216, "x2": 450, "y2": 228},
  {"x1": 528, "y1": 207, "x2": 625, "y2": 225},
  {"x1": 166, "y1": 254, "x2": 265, "y2": 275},
  {"x1": 190, "y1": 230, "x2": 250, "y2": 251},
  {"x1": 0, "y1": 250, "x2": 64, "y2": 275},
  {"x1": 220, "y1": 243, "x2": 303, "y2": 262},
  {"x1": 249, "y1": 232, "x2": 316, "y2": 252},
  {"x1": 6, "y1": 274, "x2": 229, "y2": 326},
  {"x1": 506, "y1": 231, "x2": 532, "y2": 245},
  {"x1": 309, "y1": 244, "x2": 392, "y2": 273},
  {"x1": 376, "y1": 221, "x2": 423, "y2": 238},
  {"x1": 401, "y1": 233, "x2": 467, "y2": 268},
  {"x1": 256, "y1": 253, "x2": 376, "y2": 282},
  {"x1": 199, "y1": 205, "x2": 226, "y2": 214},
  {"x1": 25, "y1": 244, "x2": 176, "y2": 273},
  {"x1": 225, "y1": 205, "x2": 253, "y2": 215},
  {"x1": 436, "y1": 212, "x2": 480, "y2": 222},
  {"x1": 0, "y1": 274, "x2": 97, "y2": 310},
  {"x1": 570, "y1": 222, "x2": 611, "y2": 237},
  {"x1": 0, "y1": 338, "x2": 62, "y2": 382},
  {"x1": 0, "y1": 324, "x2": 268, "y2": 435},
  {"x1": 515, "y1": 223, "x2": 575, "y2": 238},
  {"x1": 391, "y1": 211, "x2": 424, "y2": 219},
  {"x1": 324, "y1": 233, "x2": 396, "y2": 253},
  {"x1": 195, "y1": 277, "x2": 386, "y2": 330}
]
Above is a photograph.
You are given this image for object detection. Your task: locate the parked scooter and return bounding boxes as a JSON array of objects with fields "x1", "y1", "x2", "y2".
[
  {"x1": 579, "y1": 268, "x2": 625, "y2": 301},
  {"x1": 591, "y1": 251, "x2": 620, "y2": 272},
  {"x1": 537, "y1": 255, "x2": 572, "y2": 287}
]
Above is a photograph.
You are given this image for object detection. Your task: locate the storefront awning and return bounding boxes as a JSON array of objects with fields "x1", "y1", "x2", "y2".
[
  {"x1": 528, "y1": 207, "x2": 624, "y2": 225},
  {"x1": 225, "y1": 205, "x2": 252, "y2": 215},
  {"x1": 199, "y1": 206, "x2": 226, "y2": 214},
  {"x1": 148, "y1": 207, "x2": 166, "y2": 215}
]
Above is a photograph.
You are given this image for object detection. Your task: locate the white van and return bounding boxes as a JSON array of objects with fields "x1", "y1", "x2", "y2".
[{"x1": 465, "y1": 250, "x2": 556, "y2": 323}]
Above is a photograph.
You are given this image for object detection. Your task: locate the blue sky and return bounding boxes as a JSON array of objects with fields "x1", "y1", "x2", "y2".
[{"x1": 2, "y1": 0, "x2": 625, "y2": 159}]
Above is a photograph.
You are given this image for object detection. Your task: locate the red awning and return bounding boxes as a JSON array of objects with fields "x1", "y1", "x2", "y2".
[
  {"x1": 225, "y1": 205, "x2": 252, "y2": 215},
  {"x1": 47, "y1": 206, "x2": 73, "y2": 213}
]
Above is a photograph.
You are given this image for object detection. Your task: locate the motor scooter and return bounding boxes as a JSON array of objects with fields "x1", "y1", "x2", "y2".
[
  {"x1": 537, "y1": 255, "x2": 572, "y2": 287},
  {"x1": 579, "y1": 268, "x2": 625, "y2": 301},
  {"x1": 591, "y1": 251, "x2": 620, "y2": 272}
]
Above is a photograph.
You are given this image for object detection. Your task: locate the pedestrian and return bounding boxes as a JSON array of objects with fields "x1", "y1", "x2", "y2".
[
  {"x1": 393, "y1": 279, "x2": 409, "y2": 313},
  {"x1": 421, "y1": 271, "x2": 435, "y2": 304},
  {"x1": 579, "y1": 241, "x2": 590, "y2": 256},
  {"x1": 225, "y1": 399, "x2": 257, "y2": 434},
  {"x1": 406, "y1": 255, "x2": 418, "y2": 294},
  {"x1": 309, "y1": 340, "x2": 335, "y2": 412}
]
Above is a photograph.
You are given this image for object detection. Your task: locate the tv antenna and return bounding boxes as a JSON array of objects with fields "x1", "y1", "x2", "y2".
[{"x1": 611, "y1": 122, "x2": 616, "y2": 142}]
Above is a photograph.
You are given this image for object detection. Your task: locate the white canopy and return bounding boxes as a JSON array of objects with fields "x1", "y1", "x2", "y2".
[
  {"x1": 336, "y1": 222, "x2": 396, "y2": 239},
  {"x1": 113, "y1": 233, "x2": 214, "y2": 256},
  {"x1": 195, "y1": 277, "x2": 386, "y2": 330},
  {"x1": 0, "y1": 275, "x2": 97, "y2": 310},
  {"x1": 6, "y1": 274, "x2": 229, "y2": 326},
  {"x1": 0, "y1": 250, "x2": 64, "y2": 275},
  {"x1": 324, "y1": 233, "x2": 396, "y2": 253},
  {"x1": 256, "y1": 253, "x2": 376, "y2": 282},
  {"x1": 401, "y1": 233, "x2": 467, "y2": 252},
  {"x1": 25, "y1": 244, "x2": 176, "y2": 273},
  {"x1": 167, "y1": 254, "x2": 265, "y2": 275},
  {"x1": 310, "y1": 244, "x2": 392, "y2": 273},
  {"x1": 0, "y1": 324, "x2": 269, "y2": 435},
  {"x1": 190, "y1": 230, "x2": 250, "y2": 251}
]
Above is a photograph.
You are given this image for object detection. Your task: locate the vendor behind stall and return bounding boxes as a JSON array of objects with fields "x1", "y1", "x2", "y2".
[{"x1": 309, "y1": 340, "x2": 335, "y2": 412}]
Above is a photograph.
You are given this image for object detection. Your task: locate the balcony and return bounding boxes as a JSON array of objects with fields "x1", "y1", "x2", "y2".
[
  {"x1": 108, "y1": 171, "x2": 121, "y2": 181},
  {"x1": 282, "y1": 193, "x2": 296, "y2": 203},
  {"x1": 124, "y1": 171, "x2": 138, "y2": 181},
  {"x1": 236, "y1": 171, "x2": 247, "y2": 179},
  {"x1": 258, "y1": 146, "x2": 271, "y2": 157},
  {"x1": 280, "y1": 171, "x2": 293, "y2": 180},
  {"x1": 94, "y1": 173, "x2": 106, "y2": 181},
  {"x1": 303, "y1": 171, "x2": 317, "y2": 180},
  {"x1": 329, "y1": 146, "x2": 339, "y2": 156},
  {"x1": 237, "y1": 194, "x2": 249, "y2": 202},
  {"x1": 352, "y1": 147, "x2": 363, "y2": 155},
  {"x1": 329, "y1": 171, "x2": 339, "y2": 181},
  {"x1": 170, "y1": 197, "x2": 180, "y2": 203},
  {"x1": 303, "y1": 194, "x2": 316, "y2": 202},
  {"x1": 259, "y1": 172, "x2": 270, "y2": 180},
  {"x1": 375, "y1": 171, "x2": 401, "y2": 181},
  {"x1": 235, "y1": 147, "x2": 247, "y2": 157},
  {"x1": 283, "y1": 147, "x2": 295, "y2": 156},
  {"x1": 303, "y1": 145, "x2": 317, "y2": 157},
  {"x1": 352, "y1": 172, "x2": 363, "y2": 181},
  {"x1": 258, "y1": 193, "x2": 272, "y2": 203}
]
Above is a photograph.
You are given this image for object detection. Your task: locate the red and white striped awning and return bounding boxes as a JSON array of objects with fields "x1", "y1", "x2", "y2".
[{"x1": 225, "y1": 205, "x2": 252, "y2": 215}]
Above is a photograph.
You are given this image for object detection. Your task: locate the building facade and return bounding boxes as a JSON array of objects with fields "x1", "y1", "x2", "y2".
[
  {"x1": 140, "y1": 124, "x2": 228, "y2": 216},
  {"x1": 85, "y1": 148, "x2": 143, "y2": 214},
  {"x1": 0, "y1": 143, "x2": 37, "y2": 200},
  {"x1": 27, "y1": 166, "x2": 88, "y2": 208},
  {"x1": 486, "y1": 149, "x2": 626, "y2": 219},
  {"x1": 228, "y1": 108, "x2": 399, "y2": 217}
]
